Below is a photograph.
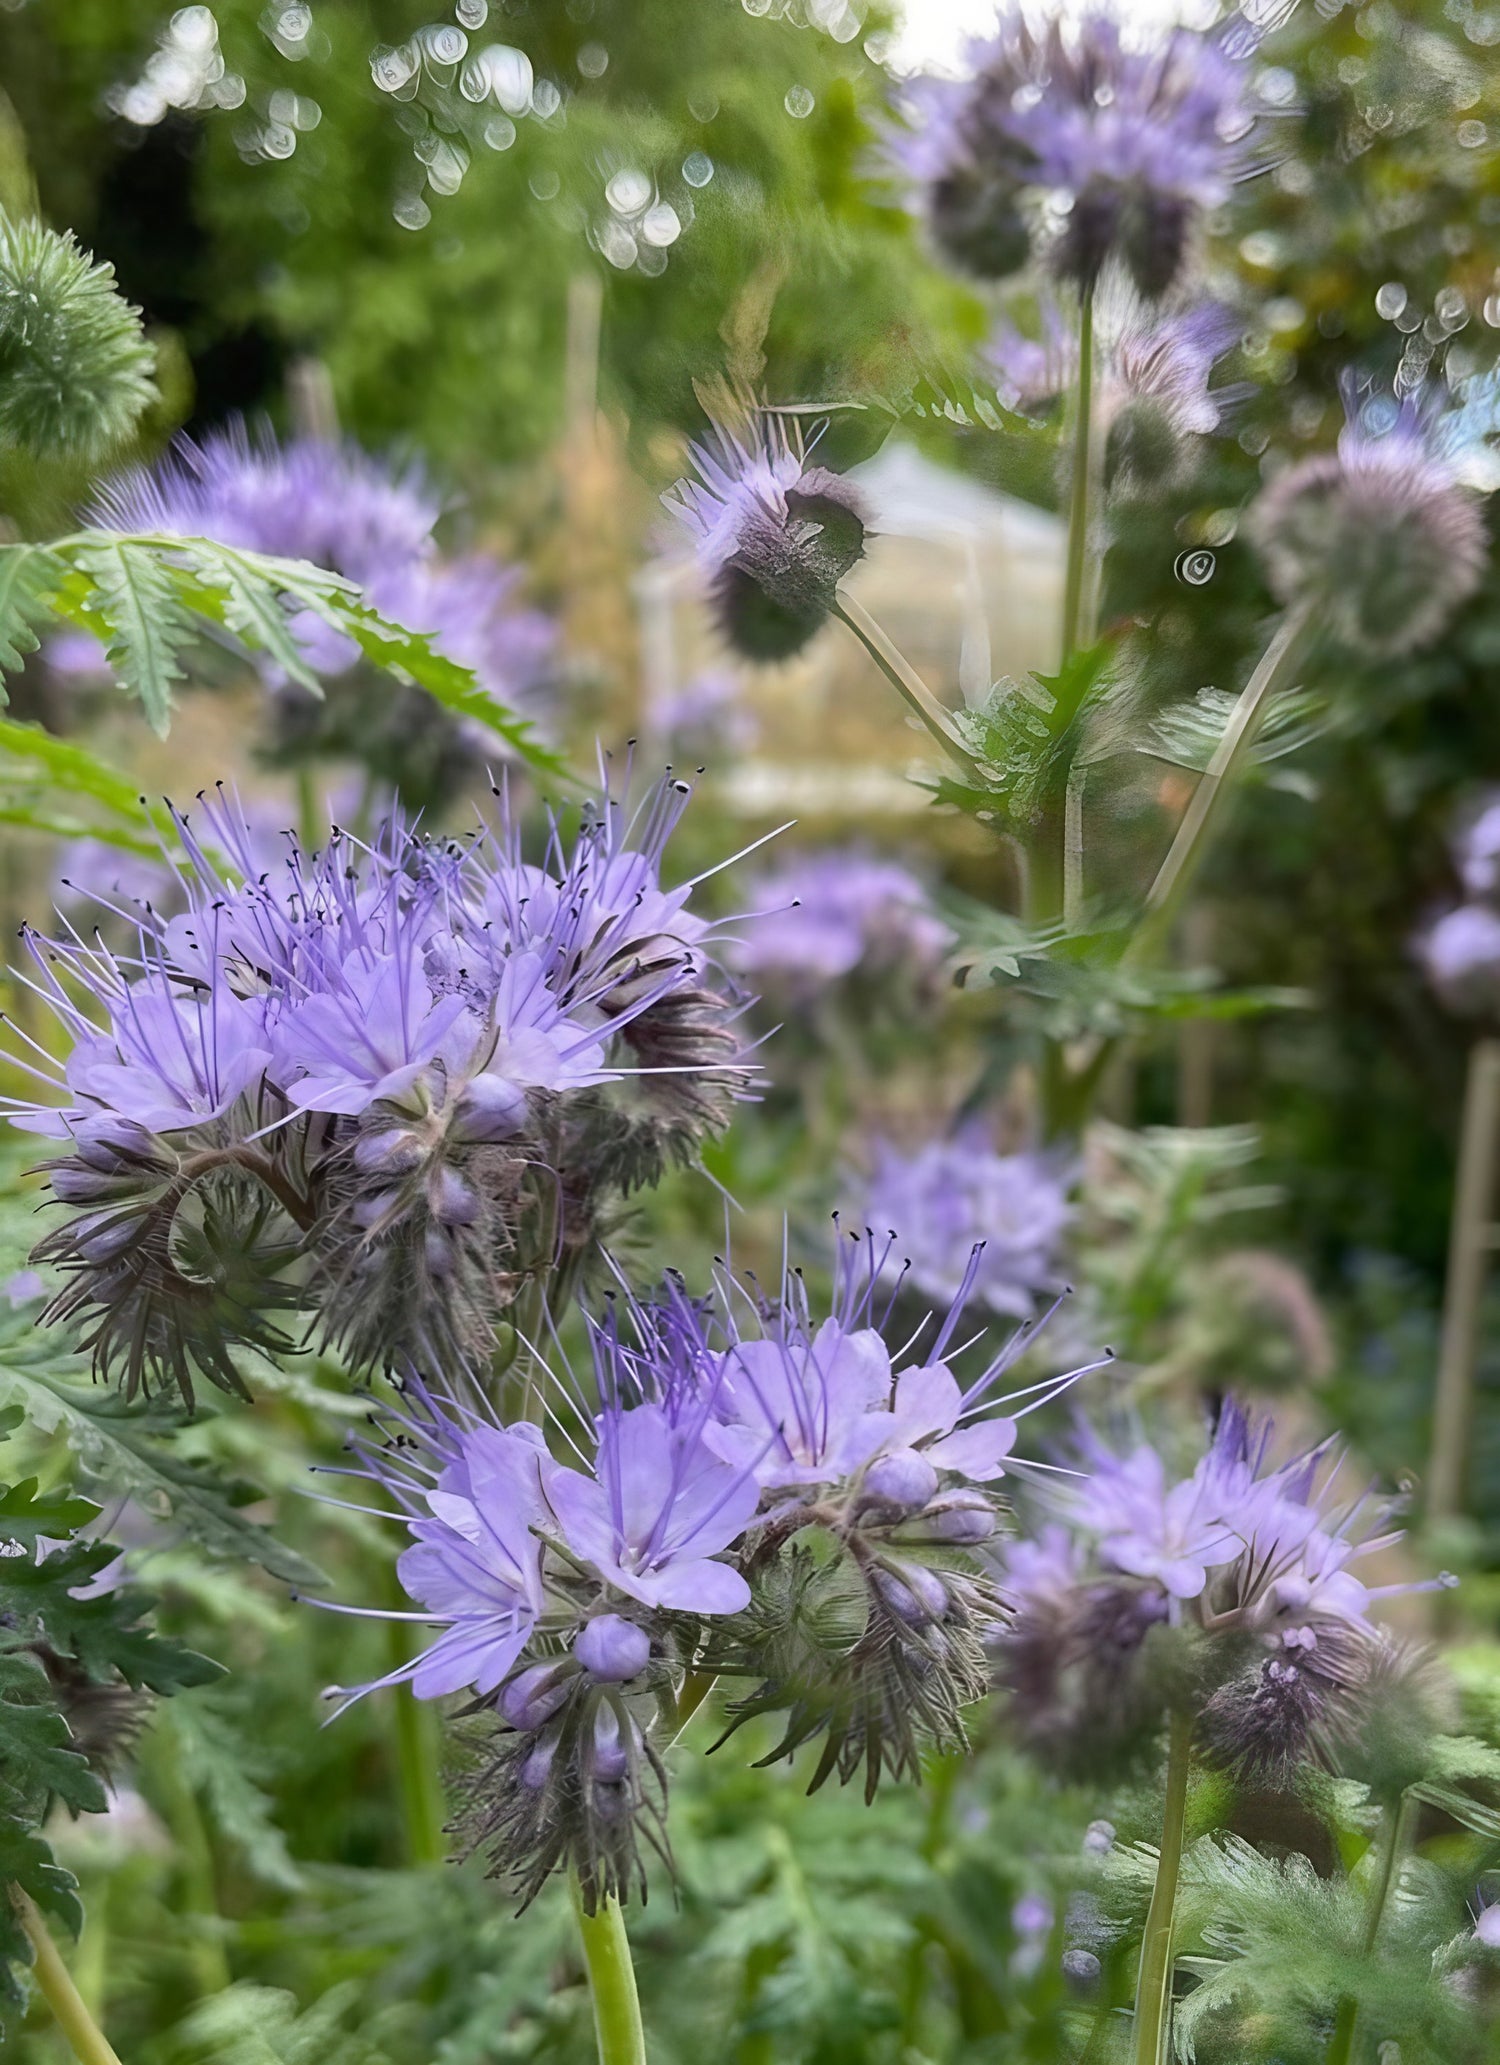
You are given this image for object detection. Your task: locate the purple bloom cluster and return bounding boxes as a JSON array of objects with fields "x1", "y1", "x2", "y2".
[
  {"x1": 1418, "y1": 793, "x2": 1500, "y2": 1018},
  {"x1": 662, "y1": 416, "x2": 869, "y2": 662},
  {"x1": 731, "y1": 848, "x2": 953, "y2": 991},
  {"x1": 887, "y1": 8, "x2": 1261, "y2": 296},
  {"x1": 96, "y1": 427, "x2": 557, "y2": 784},
  {"x1": 1251, "y1": 379, "x2": 1489, "y2": 658},
  {"x1": 3, "y1": 767, "x2": 754, "y2": 1397},
  {"x1": 987, "y1": 295, "x2": 1242, "y2": 487},
  {"x1": 324, "y1": 1229, "x2": 1107, "y2": 1899},
  {"x1": 862, "y1": 1129, "x2": 1072, "y2": 1319},
  {"x1": 998, "y1": 1402, "x2": 1447, "y2": 1779}
]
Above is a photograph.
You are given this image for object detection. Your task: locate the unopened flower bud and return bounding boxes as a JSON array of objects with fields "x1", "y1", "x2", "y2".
[
  {"x1": 354, "y1": 1126, "x2": 426, "y2": 1175},
  {"x1": 589, "y1": 1704, "x2": 630, "y2": 1784},
  {"x1": 575, "y1": 1614, "x2": 650, "y2": 1683},
  {"x1": 519, "y1": 1733, "x2": 559, "y2": 1790},
  {"x1": 874, "y1": 1561, "x2": 950, "y2": 1626},
  {"x1": 427, "y1": 1165, "x2": 479, "y2": 1225},
  {"x1": 499, "y1": 1662, "x2": 574, "y2": 1733},
  {"x1": 911, "y1": 1491, "x2": 998, "y2": 1546},
  {"x1": 73, "y1": 1212, "x2": 138, "y2": 1265},
  {"x1": 928, "y1": 165, "x2": 1031, "y2": 279},
  {"x1": 863, "y1": 1448, "x2": 940, "y2": 1512},
  {"x1": 452, "y1": 1072, "x2": 528, "y2": 1142}
]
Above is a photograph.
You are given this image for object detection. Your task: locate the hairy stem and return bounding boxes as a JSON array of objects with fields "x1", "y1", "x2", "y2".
[
  {"x1": 1129, "y1": 609, "x2": 1309, "y2": 965},
  {"x1": 831, "y1": 594, "x2": 983, "y2": 781},
  {"x1": 177, "y1": 1144, "x2": 318, "y2": 1232},
  {"x1": 12, "y1": 1890, "x2": 124, "y2": 2065},
  {"x1": 572, "y1": 1877, "x2": 648, "y2": 2065},
  {"x1": 1131, "y1": 1709, "x2": 1193, "y2": 2065},
  {"x1": 1060, "y1": 285, "x2": 1096, "y2": 667},
  {"x1": 1326, "y1": 1793, "x2": 1413, "y2": 2065}
]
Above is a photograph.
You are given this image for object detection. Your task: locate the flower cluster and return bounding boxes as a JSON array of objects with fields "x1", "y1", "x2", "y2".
[
  {"x1": 863, "y1": 1130, "x2": 1072, "y2": 1318},
  {"x1": 1419, "y1": 798, "x2": 1500, "y2": 1018},
  {"x1": 97, "y1": 426, "x2": 557, "y2": 806},
  {"x1": 3, "y1": 770, "x2": 753, "y2": 1401},
  {"x1": 662, "y1": 415, "x2": 869, "y2": 662},
  {"x1": 987, "y1": 295, "x2": 1242, "y2": 489},
  {"x1": 730, "y1": 849, "x2": 953, "y2": 992},
  {"x1": 997, "y1": 1402, "x2": 1448, "y2": 1782},
  {"x1": 326, "y1": 1231, "x2": 1106, "y2": 1907},
  {"x1": 888, "y1": 9, "x2": 1259, "y2": 297},
  {"x1": 1250, "y1": 381, "x2": 1489, "y2": 659}
]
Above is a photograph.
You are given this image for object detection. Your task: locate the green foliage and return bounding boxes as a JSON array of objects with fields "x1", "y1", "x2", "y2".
[
  {"x1": 944, "y1": 641, "x2": 1115, "y2": 835},
  {"x1": 0, "y1": 1407, "x2": 217, "y2": 2008},
  {"x1": 0, "y1": 713, "x2": 176, "y2": 850},
  {"x1": 0, "y1": 215, "x2": 156, "y2": 462},
  {"x1": 0, "y1": 1296, "x2": 325, "y2": 1590},
  {"x1": 0, "y1": 531, "x2": 568, "y2": 764},
  {"x1": 162, "y1": 1981, "x2": 399, "y2": 2065}
]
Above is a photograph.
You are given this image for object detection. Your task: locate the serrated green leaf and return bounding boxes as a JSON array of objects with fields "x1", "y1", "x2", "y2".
[
  {"x1": 70, "y1": 536, "x2": 190, "y2": 735},
  {"x1": 0, "y1": 543, "x2": 65, "y2": 678},
  {"x1": 340, "y1": 603, "x2": 570, "y2": 783},
  {"x1": 0, "y1": 1654, "x2": 107, "y2": 1818},
  {"x1": 172, "y1": 539, "x2": 327, "y2": 698},
  {"x1": 0, "y1": 1334, "x2": 326, "y2": 1589}
]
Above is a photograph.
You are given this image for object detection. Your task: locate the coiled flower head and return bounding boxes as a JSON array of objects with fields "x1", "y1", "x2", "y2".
[
  {"x1": 886, "y1": 8, "x2": 1264, "y2": 297},
  {"x1": 662, "y1": 415, "x2": 869, "y2": 661},
  {"x1": 3, "y1": 767, "x2": 757, "y2": 1400},
  {"x1": 997, "y1": 1401, "x2": 1452, "y2": 1782}
]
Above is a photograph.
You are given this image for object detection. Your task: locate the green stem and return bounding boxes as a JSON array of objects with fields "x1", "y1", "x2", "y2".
[
  {"x1": 1129, "y1": 609, "x2": 1309, "y2": 967},
  {"x1": 1325, "y1": 1794, "x2": 1413, "y2": 2065},
  {"x1": 830, "y1": 594, "x2": 983, "y2": 782},
  {"x1": 571, "y1": 1877, "x2": 647, "y2": 2065},
  {"x1": 385, "y1": 1617, "x2": 448, "y2": 1868},
  {"x1": 899, "y1": 1752, "x2": 961, "y2": 2047},
  {"x1": 1060, "y1": 285, "x2": 1095, "y2": 667},
  {"x1": 295, "y1": 763, "x2": 320, "y2": 853},
  {"x1": 1131, "y1": 1709, "x2": 1193, "y2": 2065},
  {"x1": 1429, "y1": 1038, "x2": 1500, "y2": 1523},
  {"x1": 12, "y1": 1889, "x2": 124, "y2": 2065}
]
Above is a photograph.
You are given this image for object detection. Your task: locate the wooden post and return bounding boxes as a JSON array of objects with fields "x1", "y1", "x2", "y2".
[{"x1": 1429, "y1": 1037, "x2": 1500, "y2": 1521}]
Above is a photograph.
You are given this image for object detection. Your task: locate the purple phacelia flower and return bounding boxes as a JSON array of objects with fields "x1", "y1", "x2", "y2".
[
  {"x1": 1418, "y1": 904, "x2": 1500, "y2": 1017},
  {"x1": 662, "y1": 415, "x2": 869, "y2": 661},
  {"x1": 547, "y1": 1398, "x2": 759, "y2": 1615},
  {"x1": 2, "y1": 765, "x2": 759, "y2": 1396},
  {"x1": 1250, "y1": 378, "x2": 1489, "y2": 658},
  {"x1": 97, "y1": 425, "x2": 557, "y2": 715},
  {"x1": 885, "y1": 7, "x2": 1267, "y2": 296},
  {"x1": 987, "y1": 294, "x2": 1243, "y2": 487},
  {"x1": 863, "y1": 1129, "x2": 1071, "y2": 1319},
  {"x1": 587, "y1": 1227, "x2": 1107, "y2": 1502},
  {"x1": 1455, "y1": 795, "x2": 1500, "y2": 902},
  {"x1": 731, "y1": 848, "x2": 953, "y2": 989}
]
